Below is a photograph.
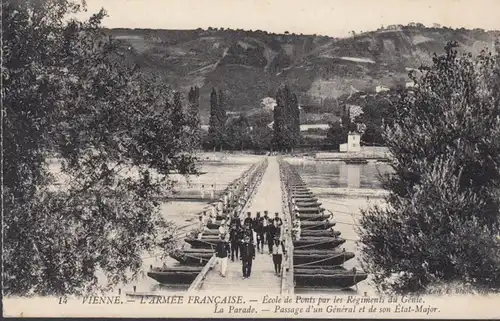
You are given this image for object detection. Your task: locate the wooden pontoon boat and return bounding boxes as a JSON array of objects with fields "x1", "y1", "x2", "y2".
[
  {"x1": 293, "y1": 236, "x2": 346, "y2": 250},
  {"x1": 294, "y1": 266, "x2": 368, "y2": 288},
  {"x1": 293, "y1": 249, "x2": 355, "y2": 266},
  {"x1": 147, "y1": 266, "x2": 203, "y2": 284}
]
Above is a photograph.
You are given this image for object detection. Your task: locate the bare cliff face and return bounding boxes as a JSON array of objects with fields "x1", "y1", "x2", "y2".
[{"x1": 107, "y1": 26, "x2": 499, "y2": 123}]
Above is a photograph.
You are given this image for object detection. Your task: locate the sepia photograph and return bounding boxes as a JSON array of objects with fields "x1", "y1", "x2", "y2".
[{"x1": 3, "y1": 0, "x2": 500, "y2": 318}]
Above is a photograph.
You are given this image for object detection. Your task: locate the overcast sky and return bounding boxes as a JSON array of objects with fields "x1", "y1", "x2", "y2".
[{"x1": 75, "y1": 0, "x2": 500, "y2": 37}]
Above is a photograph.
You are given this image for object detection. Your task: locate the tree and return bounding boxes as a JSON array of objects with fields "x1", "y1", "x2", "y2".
[
  {"x1": 171, "y1": 92, "x2": 184, "y2": 128},
  {"x1": 360, "y1": 122, "x2": 384, "y2": 146},
  {"x1": 251, "y1": 124, "x2": 273, "y2": 152},
  {"x1": 3, "y1": 0, "x2": 198, "y2": 296},
  {"x1": 188, "y1": 86, "x2": 200, "y2": 124},
  {"x1": 290, "y1": 90, "x2": 301, "y2": 146},
  {"x1": 217, "y1": 89, "x2": 227, "y2": 129},
  {"x1": 341, "y1": 105, "x2": 356, "y2": 131},
  {"x1": 358, "y1": 42, "x2": 500, "y2": 295},
  {"x1": 325, "y1": 121, "x2": 347, "y2": 148},
  {"x1": 273, "y1": 88, "x2": 287, "y2": 151},
  {"x1": 226, "y1": 116, "x2": 252, "y2": 151},
  {"x1": 208, "y1": 88, "x2": 219, "y2": 150},
  {"x1": 273, "y1": 85, "x2": 301, "y2": 151},
  {"x1": 353, "y1": 93, "x2": 397, "y2": 146},
  {"x1": 325, "y1": 104, "x2": 358, "y2": 148},
  {"x1": 187, "y1": 86, "x2": 202, "y2": 147},
  {"x1": 207, "y1": 88, "x2": 227, "y2": 151}
]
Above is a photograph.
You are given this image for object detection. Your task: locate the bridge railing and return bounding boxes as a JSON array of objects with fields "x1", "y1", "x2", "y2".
[
  {"x1": 278, "y1": 157, "x2": 295, "y2": 297},
  {"x1": 188, "y1": 256, "x2": 217, "y2": 292}
]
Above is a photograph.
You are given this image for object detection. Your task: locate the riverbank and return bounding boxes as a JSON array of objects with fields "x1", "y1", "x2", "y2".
[
  {"x1": 311, "y1": 187, "x2": 389, "y2": 199},
  {"x1": 315, "y1": 147, "x2": 390, "y2": 161}
]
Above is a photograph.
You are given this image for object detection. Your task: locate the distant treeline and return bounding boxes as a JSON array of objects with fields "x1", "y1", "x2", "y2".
[
  {"x1": 182, "y1": 84, "x2": 395, "y2": 152},
  {"x1": 105, "y1": 22, "x2": 498, "y2": 44}
]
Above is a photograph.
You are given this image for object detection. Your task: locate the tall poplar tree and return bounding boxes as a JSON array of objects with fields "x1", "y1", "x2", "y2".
[
  {"x1": 207, "y1": 88, "x2": 227, "y2": 151},
  {"x1": 188, "y1": 86, "x2": 200, "y2": 124},
  {"x1": 208, "y1": 88, "x2": 219, "y2": 151},
  {"x1": 290, "y1": 89, "x2": 301, "y2": 147},
  {"x1": 186, "y1": 86, "x2": 202, "y2": 148},
  {"x1": 273, "y1": 85, "x2": 301, "y2": 151},
  {"x1": 273, "y1": 88, "x2": 286, "y2": 151},
  {"x1": 217, "y1": 89, "x2": 227, "y2": 134}
]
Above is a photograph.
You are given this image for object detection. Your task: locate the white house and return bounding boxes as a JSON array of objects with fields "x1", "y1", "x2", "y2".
[
  {"x1": 339, "y1": 131, "x2": 361, "y2": 152},
  {"x1": 376, "y1": 85, "x2": 390, "y2": 93}
]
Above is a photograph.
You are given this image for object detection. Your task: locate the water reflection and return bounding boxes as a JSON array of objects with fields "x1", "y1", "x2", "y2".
[
  {"x1": 291, "y1": 161, "x2": 391, "y2": 189},
  {"x1": 289, "y1": 159, "x2": 389, "y2": 296}
]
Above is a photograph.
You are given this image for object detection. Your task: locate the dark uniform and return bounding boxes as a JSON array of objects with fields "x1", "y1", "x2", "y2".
[
  {"x1": 229, "y1": 225, "x2": 241, "y2": 261},
  {"x1": 237, "y1": 228, "x2": 246, "y2": 259},
  {"x1": 240, "y1": 238, "x2": 255, "y2": 278},
  {"x1": 243, "y1": 212, "x2": 253, "y2": 227},
  {"x1": 254, "y1": 213, "x2": 265, "y2": 252},
  {"x1": 230, "y1": 213, "x2": 241, "y2": 227},
  {"x1": 267, "y1": 222, "x2": 277, "y2": 253}
]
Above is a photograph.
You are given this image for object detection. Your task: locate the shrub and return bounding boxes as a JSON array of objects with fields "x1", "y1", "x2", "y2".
[{"x1": 358, "y1": 42, "x2": 500, "y2": 295}]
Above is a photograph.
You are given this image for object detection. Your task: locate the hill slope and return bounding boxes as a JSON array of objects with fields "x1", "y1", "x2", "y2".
[{"x1": 106, "y1": 26, "x2": 499, "y2": 123}]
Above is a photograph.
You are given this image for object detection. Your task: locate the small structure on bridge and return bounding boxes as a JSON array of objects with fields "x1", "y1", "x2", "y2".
[{"x1": 339, "y1": 131, "x2": 361, "y2": 153}]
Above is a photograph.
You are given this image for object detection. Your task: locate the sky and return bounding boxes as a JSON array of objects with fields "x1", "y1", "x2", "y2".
[{"x1": 75, "y1": 0, "x2": 500, "y2": 37}]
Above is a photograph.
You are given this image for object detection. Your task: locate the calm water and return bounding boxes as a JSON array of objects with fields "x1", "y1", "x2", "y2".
[
  {"x1": 289, "y1": 160, "x2": 392, "y2": 189},
  {"x1": 287, "y1": 159, "x2": 390, "y2": 295}
]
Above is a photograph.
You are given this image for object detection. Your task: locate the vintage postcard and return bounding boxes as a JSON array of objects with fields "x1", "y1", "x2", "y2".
[{"x1": 3, "y1": 0, "x2": 500, "y2": 318}]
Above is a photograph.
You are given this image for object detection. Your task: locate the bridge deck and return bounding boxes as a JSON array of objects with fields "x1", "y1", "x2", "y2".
[{"x1": 198, "y1": 157, "x2": 284, "y2": 294}]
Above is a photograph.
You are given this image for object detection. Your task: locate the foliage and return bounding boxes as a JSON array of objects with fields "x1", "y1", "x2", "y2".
[
  {"x1": 353, "y1": 92, "x2": 398, "y2": 146},
  {"x1": 203, "y1": 111, "x2": 273, "y2": 152},
  {"x1": 273, "y1": 85, "x2": 301, "y2": 151},
  {"x1": 357, "y1": 42, "x2": 500, "y2": 295},
  {"x1": 219, "y1": 43, "x2": 267, "y2": 68},
  {"x1": 186, "y1": 86, "x2": 204, "y2": 146},
  {"x1": 225, "y1": 116, "x2": 253, "y2": 151},
  {"x1": 207, "y1": 88, "x2": 227, "y2": 151},
  {"x1": 188, "y1": 86, "x2": 200, "y2": 122},
  {"x1": 325, "y1": 121, "x2": 347, "y2": 148},
  {"x1": 248, "y1": 113, "x2": 273, "y2": 151},
  {"x1": 324, "y1": 104, "x2": 358, "y2": 148},
  {"x1": 3, "y1": 0, "x2": 198, "y2": 296}
]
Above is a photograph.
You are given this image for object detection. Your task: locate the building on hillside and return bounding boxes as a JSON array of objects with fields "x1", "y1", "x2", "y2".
[
  {"x1": 376, "y1": 85, "x2": 390, "y2": 93},
  {"x1": 339, "y1": 131, "x2": 361, "y2": 152}
]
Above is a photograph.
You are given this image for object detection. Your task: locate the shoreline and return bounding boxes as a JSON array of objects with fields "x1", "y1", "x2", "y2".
[{"x1": 311, "y1": 187, "x2": 389, "y2": 199}]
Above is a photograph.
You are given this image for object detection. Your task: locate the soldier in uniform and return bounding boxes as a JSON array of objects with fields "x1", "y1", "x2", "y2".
[{"x1": 240, "y1": 234, "x2": 255, "y2": 279}]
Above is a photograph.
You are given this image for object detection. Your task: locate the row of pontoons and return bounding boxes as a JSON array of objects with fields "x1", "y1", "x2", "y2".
[
  {"x1": 147, "y1": 159, "x2": 268, "y2": 286},
  {"x1": 280, "y1": 160, "x2": 368, "y2": 290}
]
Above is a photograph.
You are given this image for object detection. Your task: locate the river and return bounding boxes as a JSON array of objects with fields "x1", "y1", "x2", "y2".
[{"x1": 286, "y1": 158, "x2": 392, "y2": 295}]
